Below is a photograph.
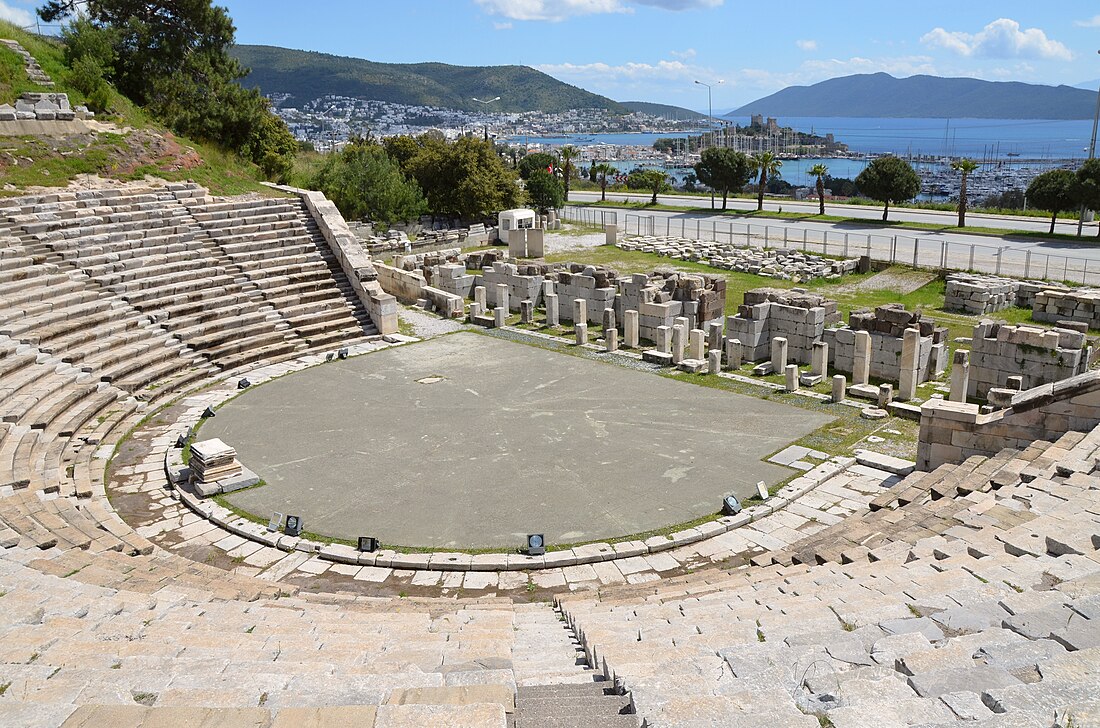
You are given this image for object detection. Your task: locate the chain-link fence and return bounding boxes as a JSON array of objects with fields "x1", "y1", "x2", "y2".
[{"x1": 560, "y1": 206, "x2": 1100, "y2": 286}]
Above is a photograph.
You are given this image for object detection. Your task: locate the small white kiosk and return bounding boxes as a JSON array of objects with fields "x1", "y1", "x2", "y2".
[{"x1": 497, "y1": 208, "x2": 536, "y2": 245}]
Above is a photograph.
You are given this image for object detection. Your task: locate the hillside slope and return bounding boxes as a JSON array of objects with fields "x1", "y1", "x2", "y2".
[
  {"x1": 233, "y1": 44, "x2": 626, "y2": 114},
  {"x1": 620, "y1": 101, "x2": 706, "y2": 120},
  {"x1": 732, "y1": 73, "x2": 1099, "y2": 120}
]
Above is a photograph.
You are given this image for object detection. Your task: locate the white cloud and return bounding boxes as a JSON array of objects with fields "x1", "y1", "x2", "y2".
[
  {"x1": 0, "y1": 1, "x2": 34, "y2": 27},
  {"x1": 537, "y1": 59, "x2": 700, "y2": 84},
  {"x1": 795, "y1": 39, "x2": 818, "y2": 52},
  {"x1": 921, "y1": 18, "x2": 1072, "y2": 61},
  {"x1": 670, "y1": 48, "x2": 696, "y2": 59},
  {"x1": 474, "y1": 0, "x2": 721, "y2": 22},
  {"x1": 1075, "y1": 15, "x2": 1100, "y2": 28},
  {"x1": 492, "y1": 21, "x2": 513, "y2": 30}
]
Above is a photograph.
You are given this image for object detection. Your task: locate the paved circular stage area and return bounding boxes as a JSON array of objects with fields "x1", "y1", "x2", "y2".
[{"x1": 203, "y1": 332, "x2": 833, "y2": 548}]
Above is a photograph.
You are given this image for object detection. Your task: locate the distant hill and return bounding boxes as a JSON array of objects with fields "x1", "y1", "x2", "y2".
[
  {"x1": 621, "y1": 101, "x2": 706, "y2": 120},
  {"x1": 232, "y1": 45, "x2": 626, "y2": 114},
  {"x1": 731, "y1": 73, "x2": 1099, "y2": 120}
]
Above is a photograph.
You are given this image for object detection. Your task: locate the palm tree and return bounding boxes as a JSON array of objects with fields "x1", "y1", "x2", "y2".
[
  {"x1": 592, "y1": 163, "x2": 616, "y2": 202},
  {"x1": 808, "y1": 163, "x2": 829, "y2": 216},
  {"x1": 951, "y1": 158, "x2": 980, "y2": 227},
  {"x1": 752, "y1": 152, "x2": 783, "y2": 211},
  {"x1": 559, "y1": 145, "x2": 577, "y2": 200}
]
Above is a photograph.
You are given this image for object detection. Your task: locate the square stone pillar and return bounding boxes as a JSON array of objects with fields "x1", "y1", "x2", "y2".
[
  {"x1": 573, "y1": 298, "x2": 587, "y2": 324},
  {"x1": 689, "y1": 329, "x2": 706, "y2": 361},
  {"x1": 674, "y1": 316, "x2": 689, "y2": 330},
  {"x1": 878, "y1": 383, "x2": 893, "y2": 408},
  {"x1": 853, "y1": 330, "x2": 871, "y2": 386},
  {"x1": 671, "y1": 325, "x2": 685, "y2": 364},
  {"x1": 602, "y1": 307, "x2": 616, "y2": 331},
  {"x1": 496, "y1": 283, "x2": 509, "y2": 313},
  {"x1": 811, "y1": 341, "x2": 829, "y2": 378},
  {"x1": 545, "y1": 293, "x2": 559, "y2": 327},
  {"x1": 949, "y1": 349, "x2": 970, "y2": 402},
  {"x1": 520, "y1": 299, "x2": 533, "y2": 324},
  {"x1": 623, "y1": 310, "x2": 639, "y2": 349},
  {"x1": 898, "y1": 327, "x2": 920, "y2": 400},
  {"x1": 706, "y1": 321, "x2": 722, "y2": 353},
  {"x1": 771, "y1": 336, "x2": 788, "y2": 373},
  {"x1": 708, "y1": 350, "x2": 722, "y2": 374},
  {"x1": 604, "y1": 223, "x2": 617, "y2": 245},
  {"x1": 656, "y1": 325, "x2": 672, "y2": 354},
  {"x1": 468, "y1": 302, "x2": 483, "y2": 320},
  {"x1": 725, "y1": 338, "x2": 743, "y2": 369},
  {"x1": 493, "y1": 306, "x2": 506, "y2": 328},
  {"x1": 542, "y1": 279, "x2": 555, "y2": 297},
  {"x1": 832, "y1": 374, "x2": 846, "y2": 403},
  {"x1": 785, "y1": 364, "x2": 799, "y2": 392},
  {"x1": 575, "y1": 323, "x2": 588, "y2": 345},
  {"x1": 474, "y1": 285, "x2": 486, "y2": 308},
  {"x1": 605, "y1": 328, "x2": 618, "y2": 352}
]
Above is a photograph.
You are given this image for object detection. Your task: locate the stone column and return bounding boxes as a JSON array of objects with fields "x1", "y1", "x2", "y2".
[
  {"x1": 878, "y1": 383, "x2": 894, "y2": 408},
  {"x1": 520, "y1": 299, "x2": 533, "y2": 324},
  {"x1": 785, "y1": 364, "x2": 799, "y2": 392},
  {"x1": 496, "y1": 283, "x2": 509, "y2": 313},
  {"x1": 898, "y1": 327, "x2": 920, "y2": 400},
  {"x1": 474, "y1": 285, "x2": 486, "y2": 309},
  {"x1": 575, "y1": 323, "x2": 588, "y2": 345},
  {"x1": 771, "y1": 336, "x2": 788, "y2": 374},
  {"x1": 949, "y1": 349, "x2": 970, "y2": 402},
  {"x1": 656, "y1": 326, "x2": 672, "y2": 354},
  {"x1": 604, "y1": 223, "x2": 617, "y2": 245},
  {"x1": 624, "y1": 310, "x2": 639, "y2": 349},
  {"x1": 689, "y1": 329, "x2": 705, "y2": 360},
  {"x1": 707, "y1": 321, "x2": 723, "y2": 353},
  {"x1": 725, "y1": 338, "x2": 743, "y2": 369},
  {"x1": 542, "y1": 279, "x2": 555, "y2": 297},
  {"x1": 811, "y1": 341, "x2": 829, "y2": 379},
  {"x1": 605, "y1": 328, "x2": 618, "y2": 352},
  {"x1": 674, "y1": 316, "x2": 689, "y2": 330},
  {"x1": 602, "y1": 307, "x2": 616, "y2": 332},
  {"x1": 545, "y1": 293, "x2": 559, "y2": 327},
  {"x1": 853, "y1": 330, "x2": 871, "y2": 386},
  {"x1": 832, "y1": 374, "x2": 846, "y2": 403},
  {"x1": 573, "y1": 298, "x2": 587, "y2": 325},
  {"x1": 468, "y1": 302, "x2": 483, "y2": 320},
  {"x1": 671, "y1": 325, "x2": 685, "y2": 364},
  {"x1": 708, "y1": 350, "x2": 722, "y2": 374},
  {"x1": 493, "y1": 306, "x2": 506, "y2": 328}
]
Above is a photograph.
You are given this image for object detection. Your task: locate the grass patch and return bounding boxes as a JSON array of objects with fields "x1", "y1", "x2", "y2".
[{"x1": 0, "y1": 681, "x2": 9, "y2": 696}]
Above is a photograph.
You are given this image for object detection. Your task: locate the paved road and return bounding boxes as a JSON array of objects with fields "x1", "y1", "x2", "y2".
[
  {"x1": 568, "y1": 194, "x2": 1100, "y2": 284},
  {"x1": 570, "y1": 190, "x2": 1099, "y2": 238}
]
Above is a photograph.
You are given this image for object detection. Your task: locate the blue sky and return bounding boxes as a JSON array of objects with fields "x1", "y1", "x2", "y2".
[{"x1": 3, "y1": 0, "x2": 1099, "y2": 109}]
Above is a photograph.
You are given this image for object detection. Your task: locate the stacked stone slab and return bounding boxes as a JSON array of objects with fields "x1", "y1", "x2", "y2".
[
  {"x1": 943, "y1": 273, "x2": 1019, "y2": 315},
  {"x1": 1017, "y1": 280, "x2": 1070, "y2": 310},
  {"x1": 189, "y1": 438, "x2": 241, "y2": 484},
  {"x1": 616, "y1": 274, "x2": 685, "y2": 343},
  {"x1": 726, "y1": 288, "x2": 836, "y2": 364},
  {"x1": 967, "y1": 321, "x2": 1090, "y2": 399},
  {"x1": 554, "y1": 266, "x2": 617, "y2": 325},
  {"x1": 1032, "y1": 287, "x2": 1100, "y2": 328},
  {"x1": 619, "y1": 235, "x2": 859, "y2": 281},
  {"x1": 824, "y1": 304, "x2": 947, "y2": 383}
]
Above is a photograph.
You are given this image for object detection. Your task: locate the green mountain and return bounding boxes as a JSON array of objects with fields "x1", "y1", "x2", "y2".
[
  {"x1": 232, "y1": 45, "x2": 626, "y2": 114},
  {"x1": 731, "y1": 73, "x2": 1099, "y2": 120},
  {"x1": 621, "y1": 101, "x2": 706, "y2": 120}
]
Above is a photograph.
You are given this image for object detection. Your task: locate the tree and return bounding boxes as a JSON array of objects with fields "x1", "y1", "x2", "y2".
[
  {"x1": 592, "y1": 163, "x2": 616, "y2": 202},
  {"x1": 525, "y1": 169, "x2": 565, "y2": 213},
  {"x1": 405, "y1": 136, "x2": 521, "y2": 219},
  {"x1": 517, "y1": 152, "x2": 555, "y2": 180},
  {"x1": 855, "y1": 156, "x2": 921, "y2": 221},
  {"x1": 627, "y1": 169, "x2": 670, "y2": 205},
  {"x1": 824, "y1": 175, "x2": 859, "y2": 197},
  {"x1": 1076, "y1": 158, "x2": 1100, "y2": 238},
  {"x1": 808, "y1": 163, "x2": 829, "y2": 216},
  {"x1": 751, "y1": 152, "x2": 783, "y2": 211},
  {"x1": 558, "y1": 145, "x2": 577, "y2": 200},
  {"x1": 951, "y1": 158, "x2": 980, "y2": 227},
  {"x1": 311, "y1": 137, "x2": 427, "y2": 224},
  {"x1": 1026, "y1": 169, "x2": 1078, "y2": 235},
  {"x1": 693, "y1": 147, "x2": 752, "y2": 210}
]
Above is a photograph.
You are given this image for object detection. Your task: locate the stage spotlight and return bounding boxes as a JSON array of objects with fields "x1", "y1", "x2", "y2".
[
  {"x1": 267, "y1": 512, "x2": 284, "y2": 533},
  {"x1": 357, "y1": 536, "x2": 379, "y2": 553},
  {"x1": 238, "y1": 378, "x2": 251, "y2": 389},
  {"x1": 175, "y1": 432, "x2": 188, "y2": 449},
  {"x1": 338, "y1": 347, "x2": 349, "y2": 360},
  {"x1": 722, "y1": 495, "x2": 742, "y2": 516},
  {"x1": 526, "y1": 533, "x2": 546, "y2": 556},
  {"x1": 284, "y1": 515, "x2": 303, "y2": 537},
  {"x1": 202, "y1": 406, "x2": 216, "y2": 418}
]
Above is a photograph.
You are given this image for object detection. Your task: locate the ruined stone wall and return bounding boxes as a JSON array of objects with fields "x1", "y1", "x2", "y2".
[
  {"x1": 823, "y1": 305, "x2": 946, "y2": 383},
  {"x1": 1032, "y1": 288, "x2": 1100, "y2": 328},
  {"x1": 967, "y1": 321, "x2": 1089, "y2": 399},
  {"x1": 477, "y1": 262, "x2": 545, "y2": 311}
]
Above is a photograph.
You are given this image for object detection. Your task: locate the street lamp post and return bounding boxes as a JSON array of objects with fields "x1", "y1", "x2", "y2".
[
  {"x1": 694, "y1": 79, "x2": 724, "y2": 209},
  {"x1": 1077, "y1": 51, "x2": 1100, "y2": 237},
  {"x1": 472, "y1": 96, "x2": 502, "y2": 141}
]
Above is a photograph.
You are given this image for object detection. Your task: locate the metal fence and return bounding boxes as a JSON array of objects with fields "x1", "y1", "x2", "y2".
[{"x1": 560, "y1": 206, "x2": 1100, "y2": 286}]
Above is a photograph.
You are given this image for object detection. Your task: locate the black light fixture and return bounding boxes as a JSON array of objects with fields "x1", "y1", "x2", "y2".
[
  {"x1": 175, "y1": 432, "x2": 188, "y2": 449},
  {"x1": 526, "y1": 534, "x2": 546, "y2": 556},
  {"x1": 202, "y1": 406, "x2": 216, "y2": 418},
  {"x1": 238, "y1": 378, "x2": 251, "y2": 389},
  {"x1": 284, "y1": 515, "x2": 303, "y2": 537},
  {"x1": 338, "y1": 347, "x2": 349, "y2": 360},
  {"x1": 722, "y1": 495, "x2": 742, "y2": 516},
  {"x1": 357, "y1": 536, "x2": 379, "y2": 553}
]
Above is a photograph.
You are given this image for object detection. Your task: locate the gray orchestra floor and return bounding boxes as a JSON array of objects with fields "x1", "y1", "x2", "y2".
[{"x1": 206, "y1": 332, "x2": 833, "y2": 549}]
